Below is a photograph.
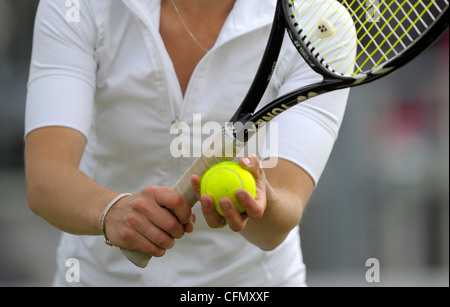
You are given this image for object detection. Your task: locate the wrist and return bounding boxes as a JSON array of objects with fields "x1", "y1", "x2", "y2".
[{"x1": 100, "y1": 193, "x2": 132, "y2": 246}]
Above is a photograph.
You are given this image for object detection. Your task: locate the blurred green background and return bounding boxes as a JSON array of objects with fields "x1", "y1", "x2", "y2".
[{"x1": 0, "y1": 0, "x2": 448, "y2": 286}]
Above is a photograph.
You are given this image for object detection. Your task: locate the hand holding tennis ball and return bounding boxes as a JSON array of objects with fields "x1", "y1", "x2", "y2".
[{"x1": 200, "y1": 161, "x2": 256, "y2": 216}]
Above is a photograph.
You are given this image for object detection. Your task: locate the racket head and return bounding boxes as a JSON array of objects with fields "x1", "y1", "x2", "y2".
[{"x1": 282, "y1": 0, "x2": 449, "y2": 84}]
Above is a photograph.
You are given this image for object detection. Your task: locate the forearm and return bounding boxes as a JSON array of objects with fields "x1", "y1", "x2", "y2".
[
  {"x1": 26, "y1": 159, "x2": 117, "y2": 236},
  {"x1": 240, "y1": 184, "x2": 305, "y2": 251},
  {"x1": 239, "y1": 158, "x2": 314, "y2": 251},
  {"x1": 25, "y1": 127, "x2": 117, "y2": 236}
]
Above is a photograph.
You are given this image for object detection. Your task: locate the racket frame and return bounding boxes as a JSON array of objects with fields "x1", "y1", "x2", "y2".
[{"x1": 232, "y1": 0, "x2": 449, "y2": 142}]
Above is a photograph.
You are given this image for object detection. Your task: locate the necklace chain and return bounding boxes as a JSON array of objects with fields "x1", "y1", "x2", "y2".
[{"x1": 169, "y1": 0, "x2": 210, "y2": 53}]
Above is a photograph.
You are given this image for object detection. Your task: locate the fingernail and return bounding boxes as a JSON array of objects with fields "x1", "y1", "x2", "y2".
[
  {"x1": 220, "y1": 199, "x2": 230, "y2": 210},
  {"x1": 236, "y1": 191, "x2": 246, "y2": 203},
  {"x1": 242, "y1": 158, "x2": 251, "y2": 167},
  {"x1": 201, "y1": 197, "x2": 209, "y2": 208}
]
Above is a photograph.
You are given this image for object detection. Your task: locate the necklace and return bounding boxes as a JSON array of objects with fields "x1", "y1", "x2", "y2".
[{"x1": 169, "y1": 0, "x2": 210, "y2": 53}]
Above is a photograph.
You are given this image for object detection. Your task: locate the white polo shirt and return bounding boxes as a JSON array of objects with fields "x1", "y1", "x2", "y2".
[{"x1": 26, "y1": 0, "x2": 350, "y2": 286}]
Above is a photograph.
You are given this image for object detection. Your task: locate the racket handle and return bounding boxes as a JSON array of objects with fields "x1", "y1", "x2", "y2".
[
  {"x1": 120, "y1": 129, "x2": 241, "y2": 268},
  {"x1": 120, "y1": 248, "x2": 151, "y2": 268}
]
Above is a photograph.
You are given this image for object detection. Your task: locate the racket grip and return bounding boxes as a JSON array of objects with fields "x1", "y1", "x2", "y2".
[
  {"x1": 121, "y1": 129, "x2": 240, "y2": 268},
  {"x1": 120, "y1": 248, "x2": 151, "y2": 268}
]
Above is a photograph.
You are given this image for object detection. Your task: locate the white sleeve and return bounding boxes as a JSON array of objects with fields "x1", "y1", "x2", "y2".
[
  {"x1": 260, "y1": 48, "x2": 351, "y2": 186},
  {"x1": 25, "y1": 0, "x2": 100, "y2": 138}
]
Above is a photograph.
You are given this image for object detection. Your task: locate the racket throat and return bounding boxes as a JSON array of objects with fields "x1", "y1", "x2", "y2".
[{"x1": 230, "y1": 1, "x2": 286, "y2": 125}]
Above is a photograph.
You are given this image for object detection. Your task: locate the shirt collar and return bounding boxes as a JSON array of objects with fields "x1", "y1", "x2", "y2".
[
  {"x1": 121, "y1": 0, "x2": 275, "y2": 45},
  {"x1": 217, "y1": 0, "x2": 276, "y2": 44}
]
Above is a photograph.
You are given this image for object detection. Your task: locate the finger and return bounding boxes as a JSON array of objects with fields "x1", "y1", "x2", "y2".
[
  {"x1": 191, "y1": 175, "x2": 202, "y2": 200},
  {"x1": 121, "y1": 202, "x2": 177, "y2": 250},
  {"x1": 200, "y1": 195, "x2": 226, "y2": 228},
  {"x1": 236, "y1": 189, "x2": 264, "y2": 220},
  {"x1": 238, "y1": 155, "x2": 262, "y2": 178},
  {"x1": 219, "y1": 198, "x2": 248, "y2": 232},
  {"x1": 238, "y1": 155, "x2": 267, "y2": 204},
  {"x1": 135, "y1": 221, "x2": 177, "y2": 252},
  {"x1": 183, "y1": 213, "x2": 196, "y2": 233},
  {"x1": 150, "y1": 186, "x2": 192, "y2": 225},
  {"x1": 150, "y1": 207, "x2": 186, "y2": 239},
  {"x1": 109, "y1": 221, "x2": 168, "y2": 258},
  {"x1": 131, "y1": 232, "x2": 168, "y2": 258},
  {"x1": 128, "y1": 190, "x2": 185, "y2": 239}
]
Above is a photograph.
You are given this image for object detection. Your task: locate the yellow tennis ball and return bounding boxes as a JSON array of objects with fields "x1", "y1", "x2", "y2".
[{"x1": 200, "y1": 161, "x2": 256, "y2": 217}]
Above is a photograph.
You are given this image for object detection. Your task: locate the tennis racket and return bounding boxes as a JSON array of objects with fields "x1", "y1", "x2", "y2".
[{"x1": 121, "y1": 0, "x2": 449, "y2": 268}]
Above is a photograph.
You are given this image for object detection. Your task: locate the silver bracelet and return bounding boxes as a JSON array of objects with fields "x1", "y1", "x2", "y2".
[{"x1": 100, "y1": 193, "x2": 132, "y2": 247}]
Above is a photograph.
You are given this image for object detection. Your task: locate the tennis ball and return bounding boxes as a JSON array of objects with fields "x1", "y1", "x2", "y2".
[{"x1": 200, "y1": 161, "x2": 256, "y2": 217}]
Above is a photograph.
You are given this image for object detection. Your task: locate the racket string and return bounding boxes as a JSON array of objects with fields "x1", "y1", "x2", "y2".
[{"x1": 286, "y1": 0, "x2": 449, "y2": 76}]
